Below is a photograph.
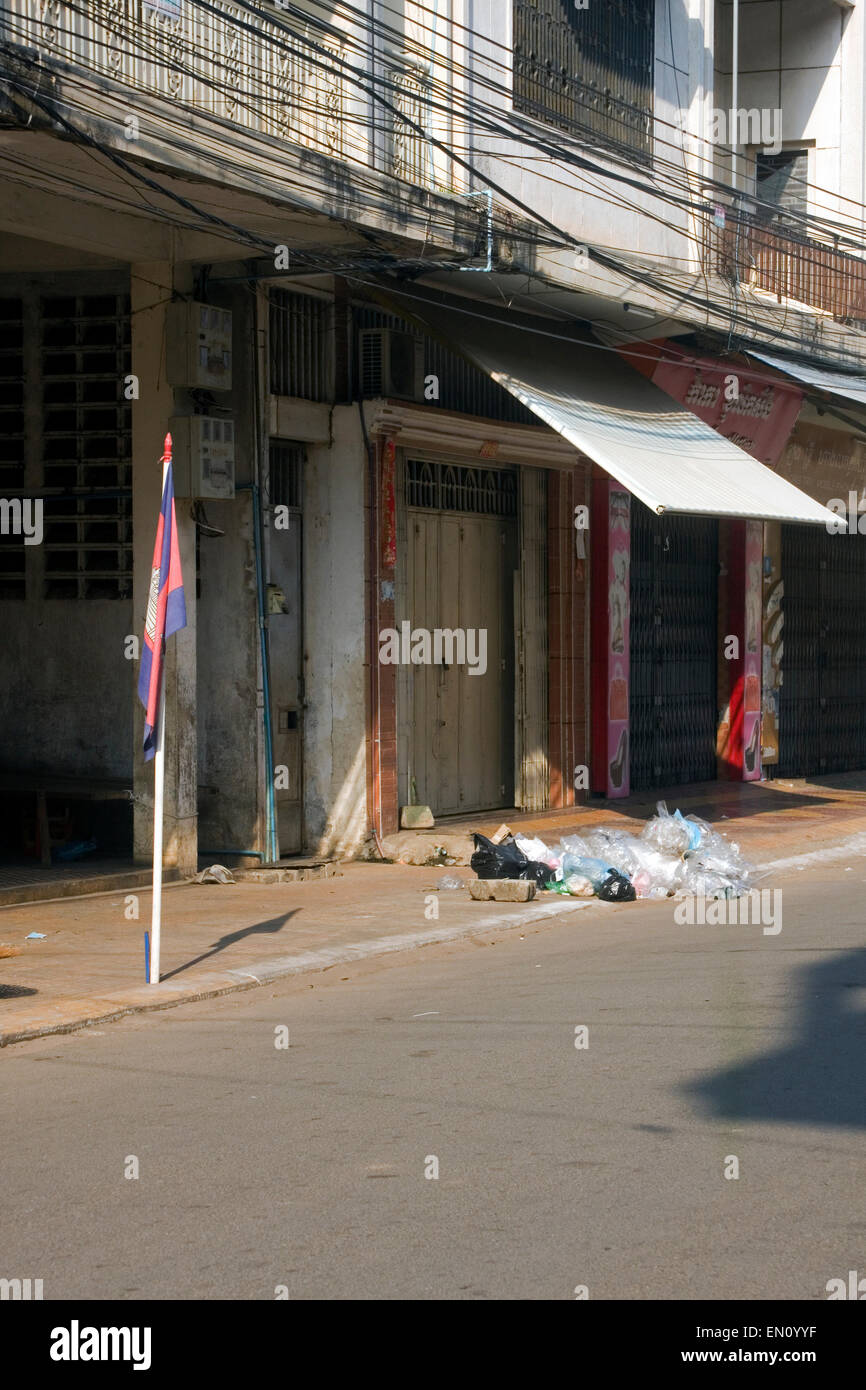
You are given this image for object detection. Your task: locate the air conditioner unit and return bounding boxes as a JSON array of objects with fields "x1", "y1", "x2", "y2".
[
  {"x1": 359, "y1": 328, "x2": 424, "y2": 400},
  {"x1": 170, "y1": 415, "x2": 235, "y2": 500},
  {"x1": 166, "y1": 300, "x2": 233, "y2": 391}
]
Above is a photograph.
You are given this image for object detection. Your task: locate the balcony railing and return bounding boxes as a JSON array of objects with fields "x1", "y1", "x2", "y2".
[
  {"x1": 0, "y1": 0, "x2": 439, "y2": 187},
  {"x1": 513, "y1": 0, "x2": 654, "y2": 162},
  {"x1": 704, "y1": 208, "x2": 866, "y2": 324}
]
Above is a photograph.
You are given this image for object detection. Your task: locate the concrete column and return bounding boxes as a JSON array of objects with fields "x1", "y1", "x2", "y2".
[
  {"x1": 548, "y1": 465, "x2": 588, "y2": 809},
  {"x1": 590, "y1": 476, "x2": 631, "y2": 798},
  {"x1": 303, "y1": 404, "x2": 367, "y2": 856},
  {"x1": 131, "y1": 262, "x2": 198, "y2": 874}
]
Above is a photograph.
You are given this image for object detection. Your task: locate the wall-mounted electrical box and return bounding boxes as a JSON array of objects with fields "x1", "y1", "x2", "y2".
[
  {"x1": 170, "y1": 415, "x2": 235, "y2": 499},
  {"x1": 166, "y1": 301, "x2": 233, "y2": 391}
]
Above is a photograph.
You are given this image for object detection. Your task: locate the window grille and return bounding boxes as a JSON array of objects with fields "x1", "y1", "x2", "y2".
[
  {"x1": 406, "y1": 459, "x2": 517, "y2": 516},
  {"x1": 269, "y1": 290, "x2": 331, "y2": 401},
  {"x1": 40, "y1": 294, "x2": 132, "y2": 599},
  {"x1": 269, "y1": 440, "x2": 304, "y2": 511},
  {"x1": 0, "y1": 296, "x2": 25, "y2": 598},
  {"x1": 355, "y1": 306, "x2": 538, "y2": 425},
  {"x1": 513, "y1": 0, "x2": 654, "y2": 161}
]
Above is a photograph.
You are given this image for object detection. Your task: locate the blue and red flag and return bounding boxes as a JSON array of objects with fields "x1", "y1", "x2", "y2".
[{"x1": 138, "y1": 434, "x2": 187, "y2": 760}]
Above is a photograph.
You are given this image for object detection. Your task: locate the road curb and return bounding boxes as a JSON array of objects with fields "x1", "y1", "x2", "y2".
[
  {"x1": 0, "y1": 895, "x2": 591, "y2": 1048},
  {"x1": 5, "y1": 832, "x2": 866, "y2": 1049}
]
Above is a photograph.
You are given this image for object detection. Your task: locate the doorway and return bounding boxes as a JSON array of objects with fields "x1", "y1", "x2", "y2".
[{"x1": 404, "y1": 457, "x2": 517, "y2": 815}]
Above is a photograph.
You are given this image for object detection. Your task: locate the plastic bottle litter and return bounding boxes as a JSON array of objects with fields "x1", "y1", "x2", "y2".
[
  {"x1": 560, "y1": 833, "x2": 591, "y2": 857},
  {"x1": 563, "y1": 873, "x2": 595, "y2": 897},
  {"x1": 514, "y1": 833, "x2": 562, "y2": 870},
  {"x1": 582, "y1": 828, "x2": 642, "y2": 877},
  {"x1": 641, "y1": 802, "x2": 693, "y2": 857},
  {"x1": 437, "y1": 875, "x2": 465, "y2": 891},
  {"x1": 560, "y1": 854, "x2": 615, "y2": 891},
  {"x1": 679, "y1": 865, "x2": 739, "y2": 899},
  {"x1": 470, "y1": 805, "x2": 755, "y2": 903}
]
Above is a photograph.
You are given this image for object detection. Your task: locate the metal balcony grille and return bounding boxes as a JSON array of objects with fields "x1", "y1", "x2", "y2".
[
  {"x1": 389, "y1": 61, "x2": 435, "y2": 186},
  {"x1": 406, "y1": 459, "x2": 517, "y2": 517},
  {"x1": 513, "y1": 0, "x2": 654, "y2": 161},
  {"x1": 704, "y1": 210, "x2": 866, "y2": 324},
  {"x1": 269, "y1": 290, "x2": 331, "y2": 401},
  {"x1": 355, "y1": 306, "x2": 538, "y2": 424}
]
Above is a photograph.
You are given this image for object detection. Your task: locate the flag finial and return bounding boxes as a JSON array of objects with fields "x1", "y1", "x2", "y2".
[{"x1": 161, "y1": 432, "x2": 172, "y2": 464}]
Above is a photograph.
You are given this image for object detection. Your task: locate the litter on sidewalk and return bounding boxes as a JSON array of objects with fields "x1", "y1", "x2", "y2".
[
  {"x1": 469, "y1": 802, "x2": 757, "y2": 904},
  {"x1": 194, "y1": 864, "x2": 236, "y2": 885}
]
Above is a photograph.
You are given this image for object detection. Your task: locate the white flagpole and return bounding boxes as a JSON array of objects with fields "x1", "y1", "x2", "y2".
[
  {"x1": 149, "y1": 453, "x2": 170, "y2": 986},
  {"x1": 150, "y1": 665, "x2": 166, "y2": 984}
]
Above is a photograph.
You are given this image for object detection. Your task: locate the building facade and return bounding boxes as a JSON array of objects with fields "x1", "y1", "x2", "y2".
[{"x1": 1, "y1": 0, "x2": 865, "y2": 877}]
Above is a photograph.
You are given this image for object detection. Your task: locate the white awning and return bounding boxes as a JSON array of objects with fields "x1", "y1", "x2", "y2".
[
  {"x1": 402, "y1": 295, "x2": 837, "y2": 524},
  {"x1": 750, "y1": 350, "x2": 866, "y2": 411}
]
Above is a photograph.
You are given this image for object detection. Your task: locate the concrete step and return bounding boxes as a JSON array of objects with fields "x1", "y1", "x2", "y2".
[
  {"x1": 231, "y1": 860, "x2": 341, "y2": 885},
  {"x1": 0, "y1": 866, "x2": 185, "y2": 908}
]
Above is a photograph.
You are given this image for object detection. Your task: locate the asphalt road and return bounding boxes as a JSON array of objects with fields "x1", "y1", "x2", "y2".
[{"x1": 2, "y1": 863, "x2": 865, "y2": 1300}]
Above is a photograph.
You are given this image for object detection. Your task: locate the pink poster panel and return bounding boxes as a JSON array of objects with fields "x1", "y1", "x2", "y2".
[
  {"x1": 607, "y1": 490, "x2": 630, "y2": 797},
  {"x1": 743, "y1": 520, "x2": 763, "y2": 780}
]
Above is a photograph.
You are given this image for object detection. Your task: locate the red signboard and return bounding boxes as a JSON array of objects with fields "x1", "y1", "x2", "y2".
[
  {"x1": 650, "y1": 345, "x2": 802, "y2": 467},
  {"x1": 381, "y1": 438, "x2": 396, "y2": 570}
]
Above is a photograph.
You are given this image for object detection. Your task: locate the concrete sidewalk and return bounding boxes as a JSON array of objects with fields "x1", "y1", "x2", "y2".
[
  {"x1": 0, "y1": 863, "x2": 601, "y2": 1046},
  {"x1": 3, "y1": 776, "x2": 866, "y2": 1048},
  {"x1": 383, "y1": 772, "x2": 866, "y2": 863}
]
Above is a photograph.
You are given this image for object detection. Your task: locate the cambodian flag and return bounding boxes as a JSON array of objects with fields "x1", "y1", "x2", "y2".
[{"x1": 138, "y1": 435, "x2": 186, "y2": 759}]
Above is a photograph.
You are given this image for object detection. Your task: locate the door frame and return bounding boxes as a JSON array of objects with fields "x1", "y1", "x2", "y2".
[{"x1": 396, "y1": 447, "x2": 520, "y2": 816}]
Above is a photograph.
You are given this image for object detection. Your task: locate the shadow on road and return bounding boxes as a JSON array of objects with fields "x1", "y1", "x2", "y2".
[
  {"x1": 161, "y1": 910, "x2": 301, "y2": 981},
  {"x1": 684, "y1": 948, "x2": 866, "y2": 1129}
]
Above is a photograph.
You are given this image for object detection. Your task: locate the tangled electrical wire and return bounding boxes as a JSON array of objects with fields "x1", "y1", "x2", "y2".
[{"x1": 1, "y1": 0, "x2": 866, "y2": 374}]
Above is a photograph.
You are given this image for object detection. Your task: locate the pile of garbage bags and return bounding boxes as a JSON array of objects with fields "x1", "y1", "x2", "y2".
[{"x1": 471, "y1": 802, "x2": 755, "y2": 903}]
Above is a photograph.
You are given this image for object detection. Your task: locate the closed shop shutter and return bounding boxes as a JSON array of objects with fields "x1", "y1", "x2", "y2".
[
  {"x1": 630, "y1": 509, "x2": 718, "y2": 790},
  {"x1": 777, "y1": 524, "x2": 866, "y2": 776}
]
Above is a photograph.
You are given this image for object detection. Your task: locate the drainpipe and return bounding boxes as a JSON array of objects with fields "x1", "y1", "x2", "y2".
[
  {"x1": 730, "y1": 0, "x2": 743, "y2": 315},
  {"x1": 237, "y1": 481, "x2": 279, "y2": 865},
  {"x1": 358, "y1": 395, "x2": 387, "y2": 861},
  {"x1": 731, "y1": 0, "x2": 739, "y2": 196},
  {"x1": 861, "y1": 0, "x2": 866, "y2": 245}
]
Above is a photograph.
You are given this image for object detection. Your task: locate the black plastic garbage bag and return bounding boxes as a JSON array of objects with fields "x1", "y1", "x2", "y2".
[
  {"x1": 471, "y1": 833, "x2": 552, "y2": 888},
  {"x1": 597, "y1": 868, "x2": 636, "y2": 902}
]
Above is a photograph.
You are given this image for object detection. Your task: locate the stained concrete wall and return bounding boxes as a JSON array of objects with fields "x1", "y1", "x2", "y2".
[
  {"x1": 196, "y1": 492, "x2": 261, "y2": 856},
  {"x1": 715, "y1": 0, "x2": 859, "y2": 227},
  {"x1": 303, "y1": 404, "x2": 369, "y2": 857},
  {"x1": 193, "y1": 282, "x2": 263, "y2": 859},
  {"x1": 0, "y1": 267, "x2": 133, "y2": 786},
  {"x1": 0, "y1": 601, "x2": 132, "y2": 779},
  {"x1": 465, "y1": 0, "x2": 703, "y2": 270}
]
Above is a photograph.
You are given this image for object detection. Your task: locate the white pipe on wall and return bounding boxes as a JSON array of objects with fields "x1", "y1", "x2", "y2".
[{"x1": 731, "y1": 0, "x2": 739, "y2": 193}]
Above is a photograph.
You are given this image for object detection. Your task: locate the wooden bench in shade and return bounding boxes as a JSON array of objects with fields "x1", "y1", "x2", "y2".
[{"x1": 0, "y1": 772, "x2": 133, "y2": 867}]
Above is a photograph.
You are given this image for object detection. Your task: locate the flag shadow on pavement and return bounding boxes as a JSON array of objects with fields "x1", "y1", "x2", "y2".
[{"x1": 160, "y1": 910, "x2": 301, "y2": 981}]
